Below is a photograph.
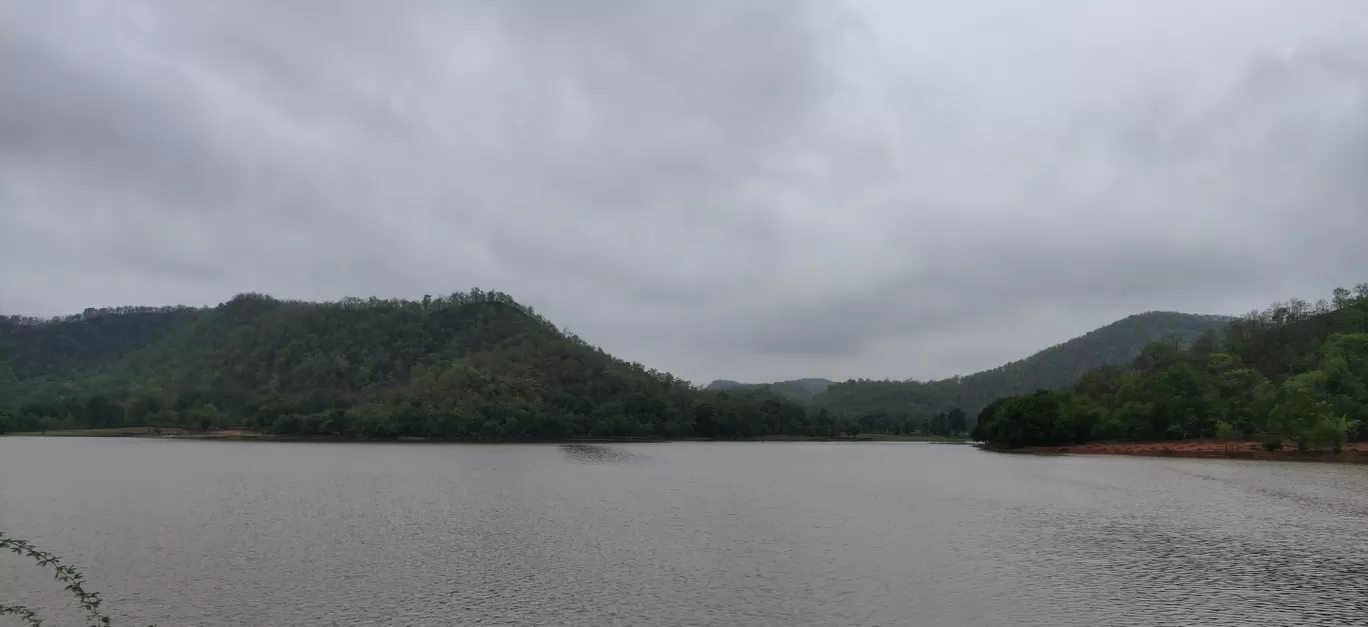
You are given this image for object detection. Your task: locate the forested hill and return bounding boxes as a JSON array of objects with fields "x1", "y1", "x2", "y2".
[
  {"x1": 810, "y1": 311, "x2": 1232, "y2": 422},
  {"x1": 974, "y1": 284, "x2": 1368, "y2": 450},
  {"x1": 704, "y1": 378, "x2": 834, "y2": 401},
  {"x1": 0, "y1": 290, "x2": 823, "y2": 439}
]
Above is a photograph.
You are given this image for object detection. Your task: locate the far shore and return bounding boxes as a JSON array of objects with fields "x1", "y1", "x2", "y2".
[
  {"x1": 2, "y1": 427, "x2": 968, "y2": 445},
  {"x1": 1011, "y1": 437, "x2": 1368, "y2": 464}
]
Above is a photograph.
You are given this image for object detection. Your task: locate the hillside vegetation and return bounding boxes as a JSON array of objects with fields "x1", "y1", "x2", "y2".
[
  {"x1": 0, "y1": 290, "x2": 843, "y2": 440},
  {"x1": 803, "y1": 312, "x2": 1231, "y2": 424},
  {"x1": 974, "y1": 285, "x2": 1368, "y2": 450},
  {"x1": 704, "y1": 378, "x2": 834, "y2": 401}
]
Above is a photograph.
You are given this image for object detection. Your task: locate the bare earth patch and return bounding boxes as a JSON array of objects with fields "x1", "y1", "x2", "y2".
[{"x1": 1023, "y1": 437, "x2": 1368, "y2": 463}]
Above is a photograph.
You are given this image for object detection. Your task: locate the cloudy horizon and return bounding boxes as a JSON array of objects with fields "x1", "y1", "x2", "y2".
[{"x1": 3, "y1": 1, "x2": 1366, "y2": 385}]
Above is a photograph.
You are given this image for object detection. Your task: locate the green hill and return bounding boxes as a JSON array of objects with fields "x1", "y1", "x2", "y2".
[
  {"x1": 0, "y1": 290, "x2": 816, "y2": 439},
  {"x1": 974, "y1": 285, "x2": 1368, "y2": 449},
  {"x1": 704, "y1": 378, "x2": 834, "y2": 401},
  {"x1": 810, "y1": 311, "x2": 1232, "y2": 425}
]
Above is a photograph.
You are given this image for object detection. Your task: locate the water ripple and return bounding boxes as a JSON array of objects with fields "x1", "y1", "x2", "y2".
[
  {"x1": 1, "y1": 440, "x2": 1364, "y2": 626},
  {"x1": 559, "y1": 443, "x2": 649, "y2": 465}
]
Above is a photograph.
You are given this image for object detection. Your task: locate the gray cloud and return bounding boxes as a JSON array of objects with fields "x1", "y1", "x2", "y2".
[{"x1": 2, "y1": 0, "x2": 1366, "y2": 384}]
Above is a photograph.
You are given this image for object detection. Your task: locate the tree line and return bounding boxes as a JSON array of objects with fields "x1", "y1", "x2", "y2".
[{"x1": 973, "y1": 284, "x2": 1368, "y2": 451}]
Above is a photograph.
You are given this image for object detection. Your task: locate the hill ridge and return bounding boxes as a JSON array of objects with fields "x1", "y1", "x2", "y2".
[
  {"x1": 713, "y1": 311, "x2": 1233, "y2": 426},
  {"x1": 975, "y1": 284, "x2": 1368, "y2": 449},
  {"x1": 1, "y1": 289, "x2": 828, "y2": 440}
]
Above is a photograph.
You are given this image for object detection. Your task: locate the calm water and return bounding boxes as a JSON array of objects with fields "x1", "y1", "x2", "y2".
[{"x1": 2, "y1": 439, "x2": 1366, "y2": 627}]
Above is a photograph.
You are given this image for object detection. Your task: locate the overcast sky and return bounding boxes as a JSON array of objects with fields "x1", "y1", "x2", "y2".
[{"x1": 2, "y1": 1, "x2": 1366, "y2": 384}]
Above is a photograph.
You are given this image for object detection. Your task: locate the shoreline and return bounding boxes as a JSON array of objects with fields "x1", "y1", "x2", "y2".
[
  {"x1": 1010, "y1": 437, "x2": 1368, "y2": 464},
  {"x1": 1, "y1": 427, "x2": 967, "y2": 445}
]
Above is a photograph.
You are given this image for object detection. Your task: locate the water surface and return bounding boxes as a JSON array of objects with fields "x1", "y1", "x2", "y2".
[{"x1": 2, "y1": 439, "x2": 1366, "y2": 626}]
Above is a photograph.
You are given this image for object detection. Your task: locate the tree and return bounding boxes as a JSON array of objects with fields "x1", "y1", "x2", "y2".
[
  {"x1": 196, "y1": 404, "x2": 220, "y2": 433},
  {"x1": 1214, "y1": 420, "x2": 1240, "y2": 452},
  {"x1": 693, "y1": 402, "x2": 719, "y2": 438},
  {"x1": 124, "y1": 396, "x2": 151, "y2": 425},
  {"x1": 946, "y1": 407, "x2": 967, "y2": 434},
  {"x1": 1189, "y1": 330, "x2": 1218, "y2": 360},
  {"x1": 1270, "y1": 373, "x2": 1332, "y2": 452},
  {"x1": 928, "y1": 412, "x2": 947, "y2": 436},
  {"x1": 84, "y1": 395, "x2": 120, "y2": 428},
  {"x1": 1333, "y1": 287, "x2": 1353, "y2": 310},
  {"x1": 1310, "y1": 415, "x2": 1359, "y2": 454},
  {"x1": 976, "y1": 390, "x2": 1078, "y2": 448}
]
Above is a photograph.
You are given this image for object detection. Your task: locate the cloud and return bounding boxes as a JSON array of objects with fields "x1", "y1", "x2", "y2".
[{"x1": 2, "y1": 1, "x2": 1366, "y2": 384}]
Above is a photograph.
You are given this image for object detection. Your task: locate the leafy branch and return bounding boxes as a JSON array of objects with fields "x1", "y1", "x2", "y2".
[
  {"x1": 1, "y1": 531, "x2": 112, "y2": 627},
  {"x1": 0, "y1": 604, "x2": 44, "y2": 627}
]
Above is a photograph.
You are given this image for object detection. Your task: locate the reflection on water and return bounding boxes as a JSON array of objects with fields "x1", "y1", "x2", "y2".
[
  {"x1": 559, "y1": 443, "x2": 648, "y2": 464},
  {"x1": 1, "y1": 439, "x2": 1366, "y2": 627}
]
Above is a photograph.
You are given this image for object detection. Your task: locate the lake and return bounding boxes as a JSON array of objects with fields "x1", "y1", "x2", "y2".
[{"x1": 2, "y1": 438, "x2": 1366, "y2": 626}]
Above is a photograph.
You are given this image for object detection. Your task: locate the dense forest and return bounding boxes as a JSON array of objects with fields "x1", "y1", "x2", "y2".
[
  {"x1": 705, "y1": 378, "x2": 834, "y2": 401},
  {"x1": 1, "y1": 289, "x2": 1254, "y2": 443},
  {"x1": 974, "y1": 285, "x2": 1368, "y2": 451},
  {"x1": 0, "y1": 290, "x2": 892, "y2": 440},
  {"x1": 723, "y1": 312, "x2": 1230, "y2": 426}
]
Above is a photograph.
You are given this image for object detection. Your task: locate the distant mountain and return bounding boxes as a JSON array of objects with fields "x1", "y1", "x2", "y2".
[
  {"x1": 809, "y1": 311, "x2": 1233, "y2": 422},
  {"x1": 705, "y1": 378, "x2": 835, "y2": 401},
  {"x1": 0, "y1": 297, "x2": 1232, "y2": 440}
]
